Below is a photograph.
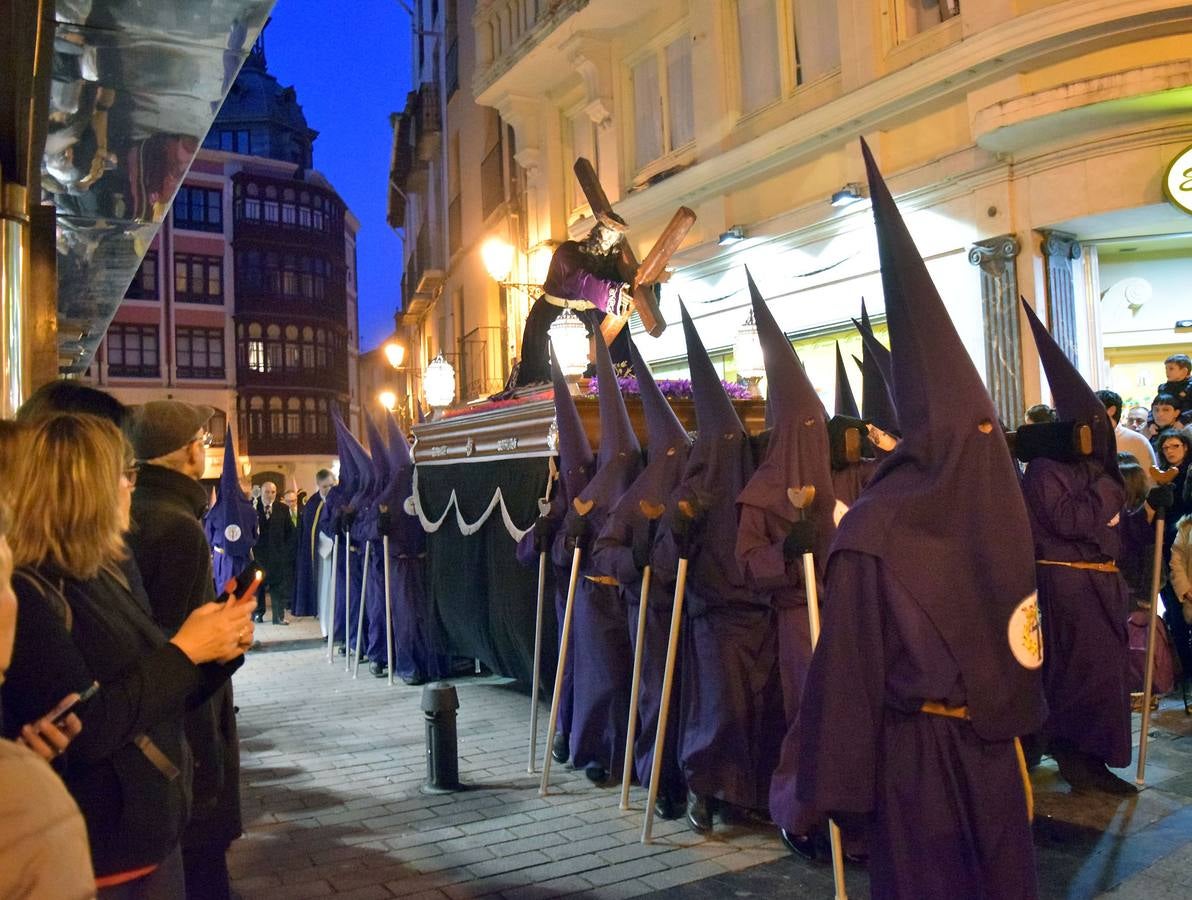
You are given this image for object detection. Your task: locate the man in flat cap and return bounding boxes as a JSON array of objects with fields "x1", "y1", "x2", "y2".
[{"x1": 125, "y1": 400, "x2": 245, "y2": 900}]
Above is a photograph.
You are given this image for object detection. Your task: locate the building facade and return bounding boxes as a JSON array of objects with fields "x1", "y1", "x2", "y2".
[
  {"x1": 391, "y1": 0, "x2": 1192, "y2": 424},
  {"x1": 90, "y1": 41, "x2": 361, "y2": 489}
]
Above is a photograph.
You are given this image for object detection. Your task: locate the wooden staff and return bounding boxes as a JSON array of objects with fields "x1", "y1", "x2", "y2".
[
  {"x1": 528, "y1": 495, "x2": 553, "y2": 774},
  {"x1": 787, "y1": 487, "x2": 847, "y2": 900},
  {"x1": 343, "y1": 529, "x2": 352, "y2": 672},
  {"x1": 352, "y1": 541, "x2": 372, "y2": 678},
  {"x1": 326, "y1": 534, "x2": 339, "y2": 663},
  {"x1": 642, "y1": 500, "x2": 694, "y2": 844},
  {"x1": 383, "y1": 533, "x2": 394, "y2": 686},
  {"x1": 1138, "y1": 471, "x2": 1175, "y2": 783},
  {"x1": 620, "y1": 500, "x2": 665, "y2": 810},
  {"x1": 540, "y1": 497, "x2": 594, "y2": 796}
]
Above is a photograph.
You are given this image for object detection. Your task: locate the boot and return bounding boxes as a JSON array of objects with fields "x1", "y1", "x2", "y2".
[
  {"x1": 551, "y1": 731, "x2": 569, "y2": 764},
  {"x1": 654, "y1": 793, "x2": 681, "y2": 821},
  {"x1": 779, "y1": 827, "x2": 817, "y2": 861},
  {"x1": 686, "y1": 791, "x2": 712, "y2": 834}
]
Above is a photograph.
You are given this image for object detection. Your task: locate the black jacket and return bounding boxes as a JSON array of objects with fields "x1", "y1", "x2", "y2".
[
  {"x1": 255, "y1": 501, "x2": 296, "y2": 573},
  {"x1": 128, "y1": 463, "x2": 243, "y2": 850},
  {"x1": 2, "y1": 562, "x2": 237, "y2": 876}
]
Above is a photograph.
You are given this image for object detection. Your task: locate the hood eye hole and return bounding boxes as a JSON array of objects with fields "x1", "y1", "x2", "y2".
[
  {"x1": 978, "y1": 419, "x2": 994, "y2": 434},
  {"x1": 803, "y1": 417, "x2": 816, "y2": 427}
]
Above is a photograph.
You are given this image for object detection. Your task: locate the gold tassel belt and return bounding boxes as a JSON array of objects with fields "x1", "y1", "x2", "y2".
[
  {"x1": 585, "y1": 575, "x2": 620, "y2": 587},
  {"x1": 919, "y1": 701, "x2": 969, "y2": 720},
  {"x1": 1037, "y1": 559, "x2": 1119, "y2": 573},
  {"x1": 917, "y1": 702, "x2": 1034, "y2": 823}
]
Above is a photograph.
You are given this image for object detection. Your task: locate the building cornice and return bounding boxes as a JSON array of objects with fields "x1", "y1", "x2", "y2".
[{"x1": 571, "y1": 0, "x2": 1192, "y2": 229}]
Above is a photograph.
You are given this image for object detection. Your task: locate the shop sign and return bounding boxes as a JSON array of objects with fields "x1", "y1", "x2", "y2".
[{"x1": 1164, "y1": 143, "x2": 1192, "y2": 216}]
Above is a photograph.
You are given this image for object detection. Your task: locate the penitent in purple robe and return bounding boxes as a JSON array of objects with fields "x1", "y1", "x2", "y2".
[
  {"x1": 650, "y1": 302, "x2": 780, "y2": 811},
  {"x1": 1022, "y1": 457, "x2": 1131, "y2": 766},
  {"x1": 798, "y1": 552, "x2": 1037, "y2": 900},
  {"x1": 590, "y1": 338, "x2": 691, "y2": 802},
  {"x1": 292, "y1": 495, "x2": 325, "y2": 618},
  {"x1": 567, "y1": 321, "x2": 641, "y2": 775}
]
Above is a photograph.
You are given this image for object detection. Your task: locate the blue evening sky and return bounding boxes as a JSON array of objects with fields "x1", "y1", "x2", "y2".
[{"x1": 264, "y1": 0, "x2": 413, "y2": 352}]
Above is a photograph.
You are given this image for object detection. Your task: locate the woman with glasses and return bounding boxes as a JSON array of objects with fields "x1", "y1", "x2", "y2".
[{"x1": 0, "y1": 413, "x2": 255, "y2": 898}]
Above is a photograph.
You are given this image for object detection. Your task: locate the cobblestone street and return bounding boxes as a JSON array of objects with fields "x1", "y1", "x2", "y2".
[{"x1": 228, "y1": 622, "x2": 1192, "y2": 899}]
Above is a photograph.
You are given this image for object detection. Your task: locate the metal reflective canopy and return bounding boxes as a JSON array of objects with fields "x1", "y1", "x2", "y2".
[{"x1": 45, "y1": 0, "x2": 274, "y2": 374}]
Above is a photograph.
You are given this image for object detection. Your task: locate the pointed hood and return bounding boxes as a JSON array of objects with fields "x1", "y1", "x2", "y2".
[
  {"x1": 365, "y1": 413, "x2": 392, "y2": 494},
  {"x1": 608, "y1": 341, "x2": 691, "y2": 524},
  {"x1": 322, "y1": 409, "x2": 358, "y2": 531},
  {"x1": 382, "y1": 412, "x2": 424, "y2": 551},
  {"x1": 578, "y1": 319, "x2": 643, "y2": 511},
  {"x1": 629, "y1": 337, "x2": 688, "y2": 455},
  {"x1": 834, "y1": 343, "x2": 859, "y2": 418},
  {"x1": 1021, "y1": 299, "x2": 1119, "y2": 481},
  {"x1": 853, "y1": 306, "x2": 899, "y2": 435},
  {"x1": 831, "y1": 138, "x2": 1044, "y2": 741},
  {"x1": 673, "y1": 299, "x2": 754, "y2": 594},
  {"x1": 204, "y1": 427, "x2": 258, "y2": 555},
  {"x1": 737, "y1": 268, "x2": 835, "y2": 567},
  {"x1": 682, "y1": 300, "x2": 745, "y2": 439},
  {"x1": 550, "y1": 343, "x2": 595, "y2": 506},
  {"x1": 386, "y1": 413, "x2": 413, "y2": 477}
]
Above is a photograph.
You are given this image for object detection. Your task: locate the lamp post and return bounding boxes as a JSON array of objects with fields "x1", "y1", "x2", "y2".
[
  {"x1": 733, "y1": 310, "x2": 766, "y2": 398},
  {"x1": 378, "y1": 389, "x2": 398, "y2": 413},
  {"x1": 548, "y1": 308, "x2": 589, "y2": 393},
  {"x1": 424, "y1": 352, "x2": 456, "y2": 417}
]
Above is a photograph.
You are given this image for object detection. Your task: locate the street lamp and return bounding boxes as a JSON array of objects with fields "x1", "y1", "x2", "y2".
[
  {"x1": 733, "y1": 310, "x2": 766, "y2": 397},
  {"x1": 548, "y1": 308, "x2": 589, "y2": 385},
  {"x1": 424, "y1": 353, "x2": 456, "y2": 413},
  {"x1": 378, "y1": 389, "x2": 398, "y2": 412},
  {"x1": 481, "y1": 237, "x2": 515, "y2": 284},
  {"x1": 383, "y1": 341, "x2": 405, "y2": 369}
]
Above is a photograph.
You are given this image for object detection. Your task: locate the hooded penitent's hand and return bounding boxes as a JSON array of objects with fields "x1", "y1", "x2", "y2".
[
  {"x1": 1147, "y1": 484, "x2": 1175, "y2": 513},
  {"x1": 563, "y1": 508, "x2": 592, "y2": 553},
  {"x1": 532, "y1": 515, "x2": 556, "y2": 554},
  {"x1": 783, "y1": 519, "x2": 818, "y2": 561}
]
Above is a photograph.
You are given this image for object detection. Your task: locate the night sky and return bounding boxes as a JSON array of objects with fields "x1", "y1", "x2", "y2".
[{"x1": 263, "y1": 0, "x2": 413, "y2": 352}]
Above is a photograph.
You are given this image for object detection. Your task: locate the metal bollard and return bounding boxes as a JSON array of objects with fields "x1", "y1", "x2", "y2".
[{"x1": 421, "y1": 682, "x2": 461, "y2": 793}]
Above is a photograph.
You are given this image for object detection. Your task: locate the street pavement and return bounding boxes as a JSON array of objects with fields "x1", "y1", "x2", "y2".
[{"x1": 228, "y1": 619, "x2": 1192, "y2": 899}]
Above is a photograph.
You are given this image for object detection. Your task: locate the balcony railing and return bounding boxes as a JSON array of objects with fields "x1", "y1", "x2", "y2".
[{"x1": 473, "y1": 0, "x2": 587, "y2": 95}]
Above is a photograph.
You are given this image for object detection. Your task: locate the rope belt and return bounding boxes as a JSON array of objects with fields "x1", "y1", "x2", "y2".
[
  {"x1": 917, "y1": 702, "x2": 1033, "y2": 823},
  {"x1": 1037, "y1": 559, "x2": 1119, "y2": 573},
  {"x1": 584, "y1": 575, "x2": 620, "y2": 587},
  {"x1": 919, "y1": 701, "x2": 968, "y2": 719}
]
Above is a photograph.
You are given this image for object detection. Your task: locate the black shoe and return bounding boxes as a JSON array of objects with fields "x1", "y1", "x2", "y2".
[
  {"x1": 686, "y1": 791, "x2": 712, "y2": 834},
  {"x1": 551, "y1": 732, "x2": 569, "y2": 764},
  {"x1": 1087, "y1": 764, "x2": 1137, "y2": 795},
  {"x1": 1055, "y1": 750, "x2": 1136, "y2": 794},
  {"x1": 251, "y1": 613, "x2": 264, "y2": 623},
  {"x1": 335, "y1": 644, "x2": 346, "y2": 656},
  {"x1": 654, "y1": 794, "x2": 681, "y2": 821},
  {"x1": 400, "y1": 673, "x2": 426, "y2": 686},
  {"x1": 779, "y1": 827, "x2": 817, "y2": 861},
  {"x1": 369, "y1": 661, "x2": 388, "y2": 678},
  {"x1": 584, "y1": 763, "x2": 611, "y2": 786}
]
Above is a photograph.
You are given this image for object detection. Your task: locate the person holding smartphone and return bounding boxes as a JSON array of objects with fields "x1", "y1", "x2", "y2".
[
  {"x1": 125, "y1": 400, "x2": 252, "y2": 900},
  {"x1": 1, "y1": 413, "x2": 255, "y2": 899}
]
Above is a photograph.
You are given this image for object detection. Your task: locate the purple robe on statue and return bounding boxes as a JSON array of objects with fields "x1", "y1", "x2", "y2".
[
  {"x1": 798, "y1": 552, "x2": 1037, "y2": 900},
  {"x1": 1022, "y1": 457, "x2": 1131, "y2": 766}
]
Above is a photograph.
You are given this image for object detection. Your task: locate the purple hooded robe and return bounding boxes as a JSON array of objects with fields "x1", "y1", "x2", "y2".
[
  {"x1": 591, "y1": 337, "x2": 691, "y2": 801},
  {"x1": 204, "y1": 428, "x2": 259, "y2": 592},
  {"x1": 1020, "y1": 299, "x2": 1131, "y2": 767},
  {"x1": 651, "y1": 302, "x2": 779, "y2": 811},
  {"x1": 734, "y1": 267, "x2": 836, "y2": 832},
  {"x1": 795, "y1": 139, "x2": 1044, "y2": 900}
]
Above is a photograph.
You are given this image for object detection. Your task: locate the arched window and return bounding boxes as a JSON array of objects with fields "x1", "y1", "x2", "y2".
[
  {"x1": 317, "y1": 399, "x2": 329, "y2": 435},
  {"x1": 303, "y1": 397, "x2": 317, "y2": 435},
  {"x1": 268, "y1": 397, "x2": 283, "y2": 435},
  {"x1": 286, "y1": 397, "x2": 301, "y2": 436}
]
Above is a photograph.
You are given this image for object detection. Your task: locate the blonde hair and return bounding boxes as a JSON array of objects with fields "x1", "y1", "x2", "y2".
[
  {"x1": 0, "y1": 420, "x2": 29, "y2": 484},
  {"x1": 9, "y1": 413, "x2": 129, "y2": 580}
]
